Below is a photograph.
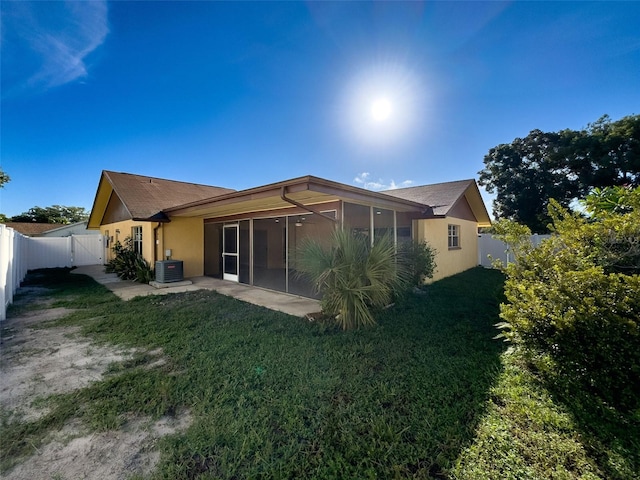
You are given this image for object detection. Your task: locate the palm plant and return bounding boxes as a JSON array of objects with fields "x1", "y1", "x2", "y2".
[{"x1": 297, "y1": 229, "x2": 410, "y2": 330}]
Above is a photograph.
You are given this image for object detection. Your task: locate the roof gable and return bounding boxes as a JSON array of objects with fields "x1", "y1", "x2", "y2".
[
  {"x1": 383, "y1": 179, "x2": 491, "y2": 227},
  {"x1": 448, "y1": 196, "x2": 477, "y2": 222},
  {"x1": 102, "y1": 189, "x2": 131, "y2": 224},
  {"x1": 88, "y1": 171, "x2": 235, "y2": 228}
]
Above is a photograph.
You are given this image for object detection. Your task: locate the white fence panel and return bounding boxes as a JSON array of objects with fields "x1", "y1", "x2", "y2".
[
  {"x1": 478, "y1": 233, "x2": 551, "y2": 268},
  {"x1": 28, "y1": 237, "x2": 73, "y2": 269},
  {"x1": 1, "y1": 225, "x2": 30, "y2": 321},
  {"x1": 1, "y1": 230, "x2": 105, "y2": 321},
  {"x1": 72, "y1": 235, "x2": 104, "y2": 266},
  {"x1": 478, "y1": 234, "x2": 508, "y2": 268}
]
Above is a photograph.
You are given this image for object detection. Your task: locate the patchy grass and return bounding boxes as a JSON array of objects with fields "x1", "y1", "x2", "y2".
[
  {"x1": 452, "y1": 347, "x2": 640, "y2": 480},
  {"x1": 3, "y1": 267, "x2": 638, "y2": 479}
]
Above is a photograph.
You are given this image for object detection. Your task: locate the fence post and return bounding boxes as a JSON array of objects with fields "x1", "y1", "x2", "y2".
[
  {"x1": 69, "y1": 235, "x2": 74, "y2": 266},
  {"x1": 1, "y1": 225, "x2": 34, "y2": 320},
  {"x1": 1, "y1": 224, "x2": 8, "y2": 321}
]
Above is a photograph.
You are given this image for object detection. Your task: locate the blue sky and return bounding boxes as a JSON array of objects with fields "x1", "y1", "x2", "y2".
[{"x1": 1, "y1": 1, "x2": 639, "y2": 218}]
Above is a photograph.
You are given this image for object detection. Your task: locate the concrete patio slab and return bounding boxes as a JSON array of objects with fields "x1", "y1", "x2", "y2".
[{"x1": 72, "y1": 265, "x2": 321, "y2": 318}]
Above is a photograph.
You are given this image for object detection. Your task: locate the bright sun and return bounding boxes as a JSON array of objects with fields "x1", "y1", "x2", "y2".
[
  {"x1": 340, "y1": 62, "x2": 425, "y2": 149},
  {"x1": 370, "y1": 98, "x2": 392, "y2": 122}
]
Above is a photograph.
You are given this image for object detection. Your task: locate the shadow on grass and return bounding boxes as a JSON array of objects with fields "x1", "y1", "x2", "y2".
[
  {"x1": 152, "y1": 267, "x2": 508, "y2": 479},
  {"x1": 5, "y1": 266, "x2": 507, "y2": 479},
  {"x1": 536, "y1": 362, "x2": 640, "y2": 480}
]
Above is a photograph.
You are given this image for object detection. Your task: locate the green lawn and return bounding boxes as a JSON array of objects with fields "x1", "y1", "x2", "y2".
[{"x1": 2, "y1": 267, "x2": 638, "y2": 479}]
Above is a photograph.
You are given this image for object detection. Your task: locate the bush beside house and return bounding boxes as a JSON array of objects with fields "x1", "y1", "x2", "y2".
[
  {"x1": 494, "y1": 187, "x2": 640, "y2": 411},
  {"x1": 106, "y1": 237, "x2": 154, "y2": 284}
]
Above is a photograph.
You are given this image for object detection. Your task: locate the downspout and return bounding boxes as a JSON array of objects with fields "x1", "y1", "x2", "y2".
[
  {"x1": 153, "y1": 222, "x2": 162, "y2": 263},
  {"x1": 280, "y1": 186, "x2": 338, "y2": 223}
]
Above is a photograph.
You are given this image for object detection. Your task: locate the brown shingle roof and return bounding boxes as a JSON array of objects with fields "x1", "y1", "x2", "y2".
[
  {"x1": 5, "y1": 222, "x2": 61, "y2": 236},
  {"x1": 382, "y1": 179, "x2": 476, "y2": 216},
  {"x1": 104, "y1": 171, "x2": 236, "y2": 220}
]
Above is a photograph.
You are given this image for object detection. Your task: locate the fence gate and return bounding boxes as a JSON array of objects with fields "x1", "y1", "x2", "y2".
[
  {"x1": 72, "y1": 234, "x2": 104, "y2": 266},
  {"x1": 27, "y1": 235, "x2": 104, "y2": 269}
]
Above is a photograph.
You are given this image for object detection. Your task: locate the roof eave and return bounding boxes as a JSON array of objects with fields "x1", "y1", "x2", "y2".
[
  {"x1": 132, "y1": 212, "x2": 171, "y2": 223},
  {"x1": 87, "y1": 172, "x2": 115, "y2": 229},
  {"x1": 165, "y1": 175, "x2": 427, "y2": 216}
]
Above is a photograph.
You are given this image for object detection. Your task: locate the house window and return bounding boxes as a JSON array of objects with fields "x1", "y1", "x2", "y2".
[
  {"x1": 132, "y1": 226, "x2": 143, "y2": 255},
  {"x1": 448, "y1": 224, "x2": 460, "y2": 249}
]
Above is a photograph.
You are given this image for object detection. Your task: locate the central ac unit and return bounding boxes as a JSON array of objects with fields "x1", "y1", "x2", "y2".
[{"x1": 155, "y1": 260, "x2": 184, "y2": 283}]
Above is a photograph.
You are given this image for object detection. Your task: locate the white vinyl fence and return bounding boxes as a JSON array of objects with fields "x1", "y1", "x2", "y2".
[
  {"x1": 1, "y1": 224, "x2": 29, "y2": 321},
  {"x1": 478, "y1": 233, "x2": 551, "y2": 268},
  {"x1": 1, "y1": 225, "x2": 104, "y2": 320},
  {"x1": 27, "y1": 235, "x2": 104, "y2": 269}
]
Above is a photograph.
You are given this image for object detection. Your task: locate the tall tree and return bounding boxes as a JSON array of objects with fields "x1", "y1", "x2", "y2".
[
  {"x1": 0, "y1": 168, "x2": 9, "y2": 189},
  {"x1": 479, "y1": 114, "x2": 640, "y2": 232},
  {"x1": 478, "y1": 129, "x2": 581, "y2": 233},
  {"x1": 1, "y1": 169, "x2": 11, "y2": 223},
  {"x1": 11, "y1": 205, "x2": 89, "y2": 224}
]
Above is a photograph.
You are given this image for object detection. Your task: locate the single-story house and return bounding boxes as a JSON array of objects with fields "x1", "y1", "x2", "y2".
[{"x1": 88, "y1": 171, "x2": 491, "y2": 298}]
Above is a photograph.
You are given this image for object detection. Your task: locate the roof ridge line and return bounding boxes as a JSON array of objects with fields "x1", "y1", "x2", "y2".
[{"x1": 103, "y1": 170, "x2": 235, "y2": 191}]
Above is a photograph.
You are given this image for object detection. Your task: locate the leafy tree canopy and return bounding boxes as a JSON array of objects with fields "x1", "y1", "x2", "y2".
[
  {"x1": 10, "y1": 205, "x2": 89, "y2": 224},
  {"x1": 479, "y1": 114, "x2": 640, "y2": 232},
  {"x1": 0, "y1": 168, "x2": 9, "y2": 188},
  {"x1": 581, "y1": 184, "x2": 640, "y2": 216}
]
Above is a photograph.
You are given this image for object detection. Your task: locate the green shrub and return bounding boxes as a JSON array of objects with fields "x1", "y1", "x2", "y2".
[
  {"x1": 398, "y1": 240, "x2": 436, "y2": 287},
  {"x1": 105, "y1": 237, "x2": 154, "y2": 283},
  {"x1": 297, "y1": 230, "x2": 410, "y2": 330},
  {"x1": 493, "y1": 194, "x2": 640, "y2": 411}
]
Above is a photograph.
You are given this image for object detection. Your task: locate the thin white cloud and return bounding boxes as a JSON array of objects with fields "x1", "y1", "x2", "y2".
[
  {"x1": 354, "y1": 172, "x2": 371, "y2": 184},
  {"x1": 354, "y1": 172, "x2": 414, "y2": 191},
  {"x1": 2, "y1": 1, "x2": 109, "y2": 97}
]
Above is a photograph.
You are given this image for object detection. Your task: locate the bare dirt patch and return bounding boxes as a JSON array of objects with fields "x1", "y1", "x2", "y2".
[
  {"x1": 1, "y1": 307, "x2": 130, "y2": 422},
  {"x1": 0, "y1": 288, "x2": 191, "y2": 480},
  {"x1": 4, "y1": 414, "x2": 191, "y2": 480}
]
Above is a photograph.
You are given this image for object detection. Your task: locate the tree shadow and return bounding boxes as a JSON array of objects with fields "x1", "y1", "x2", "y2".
[
  {"x1": 534, "y1": 362, "x2": 640, "y2": 480},
  {"x1": 303, "y1": 267, "x2": 508, "y2": 478}
]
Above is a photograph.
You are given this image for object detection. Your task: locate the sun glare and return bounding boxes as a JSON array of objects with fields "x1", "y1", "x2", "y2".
[
  {"x1": 340, "y1": 62, "x2": 425, "y2": 150},
  {"x1": 370, "y1": 98, "x2": 392, "y2": 122}
]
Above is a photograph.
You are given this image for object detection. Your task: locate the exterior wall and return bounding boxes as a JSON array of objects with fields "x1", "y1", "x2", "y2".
[
  {"x1": 99, "y1": 220, "x2": 155, "y2": 265},
  {"x1": 448, "y1": 197, "x2": 477, "y2": 222},
  {"x1": 416, "y1": 218, "x2": 479, "y2": 282},
  {"x1": 162, "y1": 217, "x2": 204, "y2": 278}
]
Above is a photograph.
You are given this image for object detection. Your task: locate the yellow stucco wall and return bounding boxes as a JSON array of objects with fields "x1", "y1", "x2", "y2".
[
  {"x1": 416, "y1": 218, "x2": 479, "y2": 282},
  {"x1": 98, "y1": 216, "x2": 479, "y2": 284},
  {"x1": 162, "y1": 218, "x2": 204, "y2": 278},
  {"x1": 99, "y1": 220, "x2": 155, "y2": 264}
]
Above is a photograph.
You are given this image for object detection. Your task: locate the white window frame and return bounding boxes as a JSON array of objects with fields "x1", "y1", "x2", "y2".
[
  {"x1": 132, "y1": 226, "x2": 143, "y2": 255},
  {"x1": 448, "y1": 224, "x2": 460, "y2": 249}
]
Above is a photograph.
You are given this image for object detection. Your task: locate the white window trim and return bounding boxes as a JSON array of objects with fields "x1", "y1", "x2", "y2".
[
  {"x1": 132, "y1": 226, "x2": 143, "y2": 255},
  {"x1": 448, "y1": 224, "x2": 460, "y2": 249}
]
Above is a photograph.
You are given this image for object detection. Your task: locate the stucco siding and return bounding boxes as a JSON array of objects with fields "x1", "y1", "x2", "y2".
[
  {"x1": 448, "y1": 196, "x2": 476, "y2": 222},
  {"x1": 162, "y1": 217, "x2": 204, "y2": 278},
  {"x1": 416, "y1": 218, "x2": 479, "y2": 282},
  {"x1": 99, "y1": 220, "x2": 155, "y2": 265}
]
